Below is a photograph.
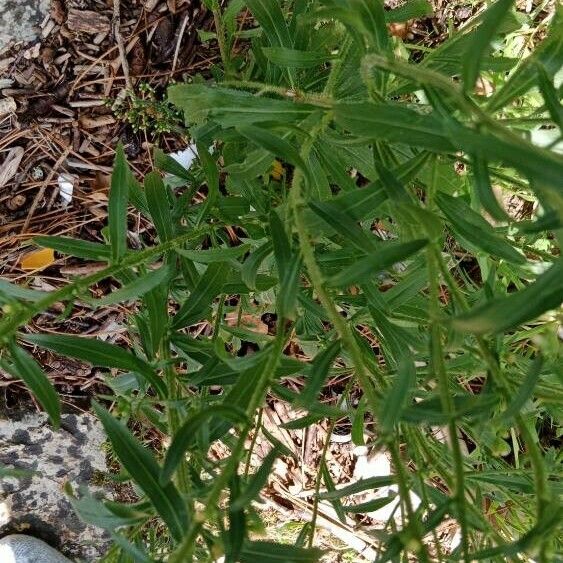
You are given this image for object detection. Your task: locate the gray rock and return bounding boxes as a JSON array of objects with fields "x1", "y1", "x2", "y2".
[
  {"x1": 0, "y1": 0, "x2": 50, "y2": 51},
  {"x1": 0, "y1": 534, "x2": 72, "y2": 562},
  {"x1": 0, "y1": 413, "x2": 111, "y2": 561}
]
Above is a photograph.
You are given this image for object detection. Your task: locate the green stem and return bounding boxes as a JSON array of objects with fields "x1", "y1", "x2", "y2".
[
  {"x1": 169, "y1": 328, "x2": 288, "y2": 563},
  {"x1": 388, "y1": 440, "x2": 429, "y2": 562},
  {"x1": 212, "y1": 5, "x2": 232, "y2": 77},
  {"x1": 220, "y1": 79, "x2": 333, "y2": 107},
  {"x1": 434, "y1": 245, "x2": 551, "y2": 560},
  {"x1": 427, "y1": 246, "x2": 470, "y2": 561},
  {"x1": 288, "y1": 122, "x2": 381, "y2": 420},
  {"x1": 161, "y1": 339, "x2": 190, "y2": 493}
]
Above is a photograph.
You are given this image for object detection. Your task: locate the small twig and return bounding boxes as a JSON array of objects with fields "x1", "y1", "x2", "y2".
[
  {"x1": 112, "y1": 0, "x2": 132, "y2": 90},
  {"x1": 172, "y1": 13, "x2": 190, "y2": 74},
  {"x1": 21, "y1": 146, "x2": 71, "y2": 234}
]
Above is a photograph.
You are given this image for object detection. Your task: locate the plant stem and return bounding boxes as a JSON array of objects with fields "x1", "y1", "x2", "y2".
[
  {"x1": 212, "y1": 5, "x2": 232, "y2": 77},
  {"x1": 434, "y1": 246, "x2": 552, "y2": 560},
  {"x1": 427, "y1": 247, "x2": 470, "y2": 561},
  {"x1": 161, "y1": 339, "x2": 190, "y2": 493},
  {"x1": 168, "y1": 328, "x2": 288, "y2": 563}
]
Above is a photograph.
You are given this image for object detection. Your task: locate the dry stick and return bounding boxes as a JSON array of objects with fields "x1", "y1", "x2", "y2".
[
  {"x1": 21, "y1": 146, "x2": 71, "y2": 234},
  {"x1": 112, "y1": 0, "x2": 132, "y2": 90},
  {"x1": 172, "y1": 13, "x2": 190, "y2": 74}
]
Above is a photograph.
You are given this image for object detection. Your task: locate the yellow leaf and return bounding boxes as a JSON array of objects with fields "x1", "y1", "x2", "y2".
[{"x1": 20, "y1": 248, "x2": 55, "y2": 271}]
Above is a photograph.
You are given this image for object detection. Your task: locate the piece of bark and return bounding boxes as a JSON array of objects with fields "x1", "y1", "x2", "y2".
[{"x1": 67, "y1": 9, "x2": 110, "y2": 34}]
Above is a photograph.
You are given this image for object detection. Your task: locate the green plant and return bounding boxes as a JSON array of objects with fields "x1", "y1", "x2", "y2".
[
  {"x1": 1, "y1": 1, "x2": 562, "y2": 561},
  {"x1": 112, "y1": 83, "x2": 182, "y2": 134}
]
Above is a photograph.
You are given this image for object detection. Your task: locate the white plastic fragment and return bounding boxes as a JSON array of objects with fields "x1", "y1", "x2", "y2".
[
  {"x1": 168, "y1": 143, "x2": 198, "y2": 170},
  {"x1": 57, "y1": 173, "x2": 75, "y2": 206},
  {"x1": 353, "y1": 448, "x2": 421, "y2": 523}
]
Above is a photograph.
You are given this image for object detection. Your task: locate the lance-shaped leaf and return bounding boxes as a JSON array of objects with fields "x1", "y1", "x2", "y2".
[{"x1": 92, "y1": 403, "x2": 188, "y2": 542}]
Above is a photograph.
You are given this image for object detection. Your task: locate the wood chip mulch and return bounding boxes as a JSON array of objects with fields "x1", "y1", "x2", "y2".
[{"x1": 0, "y1": 0, "x2": 223, "y2": 412}]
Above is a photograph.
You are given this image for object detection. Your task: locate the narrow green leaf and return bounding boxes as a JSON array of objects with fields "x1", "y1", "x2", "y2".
[
  {"x1": 319, "y1": 476, "x2": 396, "y2": 500},
  {"x1": 501, "y1": 356, "x2": 543, "y2": 421},
  {"x1": 237, "y1": 125, "x2": 308, "y2": 177},
  {"x1": 22, "y1": 333, "x2": 166, "y2": 398},
  {"x1": 168, "y1": 84, "x2": 315, "y2": 127},
  {"x1": 247, "y1": 0, "x2": 292, "y2": 48},
  {"x1": 172, "y1": 262, "x2": 229, "y2": 329},
  {"x1": 401, "y1": 394, "x2": 499, "y2": 424},
  {"x1": 162, "y1": 406, "x2": 247, "y2": 484},
  {"x1": 33, "y1": 236, "x2": 112, "y2": 261},
  {"x1": 351, "y1": 396, "x2": 366, "y2": 446},
  {"x1": 196, "y1": 143, "x2": 219, "y2": 225},
  {"x1": 270, "y1": 211, "x2": 292, "y2": 271},
  {"x1": 6, "y1": 343, "x2": 60, "y2": 428},
  {"x1": 241, "y1": 241, "x2": 273, "y2": 290},
  {"x1": 281, "y1": 413, "x2": 324, "y2": 430},
  {"x1": 231, "y1": 447, "x2": 279, "y2": 511},
  {"x1": 93, "y1": 266, "x2": 173, "y2": 306},
  {"x1": 68, "y1": 487, "x2": 148, "y2": 530},
  {"x1": 471, "y1": 155, "x2": 509, "y2": 222},
  {"x1": 154, "y1": 147, "x2": 192, "y2": 181},
  {"x1": 176, "y1": 244, "x2": 250, "y2": 264},
  {"x1": 277, "y1": 252, "x2": 301, "y2": 320},
  {"x1": 262, "y1": 47, "x2": 335, "y2": 68},
  {"x1": 342, "y1": 494, "x2": 396, "y2": 514},
  {"x1": 436, "y1": 192, "x2": 525, "y2": 264},
  {"x1": 379, "y1": 352, "x2": 416, "y2": 434},
  {"x1": 111, "y1": 534, "x2": 154, "y2": 563},
  {"x1": 320, "y1": 461, "x2": 346, "y2": 523},
  {"x1": 109, "y1": 143, "x2": 130, "y2": 262},
  {"x1": 0, "y1": 280, "x2": 47, "y2": 302},
  {"x1": 298, "y1": 340, "x2": 340, "y2": 407},
  {"x1": 328, "y1": 239, "x2": 428, "y2": 287},
  {"x1": 463, "y1": 0, "x2": 514, "y2": 91},
  {"x1": 309, "y1": 201, "x2": 378, "y2": 253},
  {"x1": 239, "y1": 540, "x2": 324, "y2": 563},
  {"x1": 537, "y1": 64, "x2": 563, "y2": 129},
  {"x1": 145, "y1": 172, "x2": 175, "y2": 242},
  {"x1": 92, "y1": 402, "x2": 188, "y2": 542},
  {"x1": 385, "y1": 0, "x2": 432, "y2": 23},
  {"x1": 334, "y1": 103, "x2": 456, "y2": 153},
  {"x1": 351, "y1": 0, "x2": 389, "y2": 53},
  {"x1": 452, "y1": 260, "x2": 563, "y2": 334},
  {"x1": 227, "y1": 476, "x2": 246, "y2": 562},
  {"x1": 374, "y1": 161, "x2": 411, "y2": 203},
  {"x1": 487, "y1": 10, "x2": 563, "y2": 112}
]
